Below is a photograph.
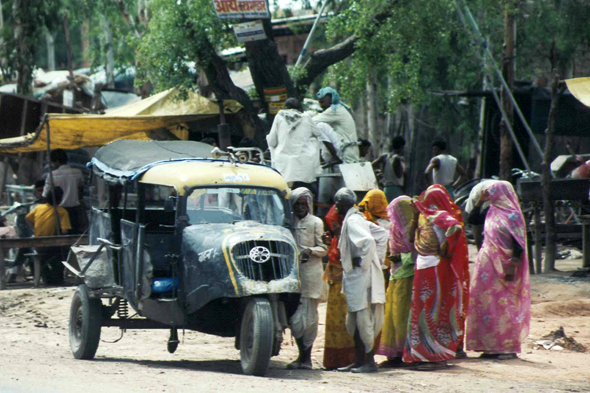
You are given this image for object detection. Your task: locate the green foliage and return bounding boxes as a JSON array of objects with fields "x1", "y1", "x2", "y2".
[
  {"x1": 83, "y1": 0, "x2": 137, "y2": 73},
  {"x1": 1, "y1": 0, "x2": 53, "y2": 86},
  {"x1": 136, "y1": 0, "x2": 236, "y2": 94},
  {"x1": 324, "y1": 0, "x2": 482, "y2": 110}
]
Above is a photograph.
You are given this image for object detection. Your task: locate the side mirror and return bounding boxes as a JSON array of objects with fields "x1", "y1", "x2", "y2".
[{"x1": 164, "y1": 197, "x2": 176, "y2": 213}]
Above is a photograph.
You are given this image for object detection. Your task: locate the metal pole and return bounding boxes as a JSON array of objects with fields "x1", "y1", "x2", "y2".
[
  {"x1": 45, "y1": 117, "x2": 62, "y2": 236},
  {"x1": 217, "y1": 99, "x2": 231, "y2": 151},
  {"x1": 455, "y1": 0, "x2": 543, "y2": 159},
  {"x1": 294, "y1": 0, "x2": 329, "y2": 68},
  {"x1": 485, "y1": 75, "x2": 531, "y2": 172}
]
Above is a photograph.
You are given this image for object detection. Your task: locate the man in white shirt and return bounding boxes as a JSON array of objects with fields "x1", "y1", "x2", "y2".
[
  {"x1": 313, "y1": 87, "x2": 359, "y2": 164},
  {"x1": 335, "y1": 187, "x2": 388, "y2": 373},
  {"x1": 424, "y1": 137, "x2": 469, "y2": 199},
  {"x1": 287, "y1": 187, "x2": 328, "y2": 370},
  {"x1": 316, "y1": 122, "x2": 341, "y2": 163},
  {"x1": 373, "y1": 136, "x2": 407, "y2": 202},
  {"x1": 43, "y1": 149, "x2": 86, "y2": 233},
  {"x1": 267, "y1": 98, "x2": 321, "y2": 193}
]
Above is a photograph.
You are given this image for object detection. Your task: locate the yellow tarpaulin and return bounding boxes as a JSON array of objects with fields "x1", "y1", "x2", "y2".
[
  {"x1": 565, "y1": 77, "x2": 590, "y2": 108},
  {"x1": 0, "y1": 88, "x2": 242, "y2": 153}
]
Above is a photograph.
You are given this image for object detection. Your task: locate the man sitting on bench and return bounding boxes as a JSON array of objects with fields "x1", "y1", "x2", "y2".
[{"x1": 26, "y1": 187, "x2": 72, "y2": 285}]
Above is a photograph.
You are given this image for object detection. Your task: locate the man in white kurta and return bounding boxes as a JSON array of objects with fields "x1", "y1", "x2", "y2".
[
  {"x1": 267, "y1": 99, "x2": 321, "y2": 188},
  {"x1": 313, "y1": 87, "x2": 359, "y2": 164},
  {"x1": 288, "y1": 187, "x2": 328, "y2": 370},
  {"x1": 335, "y1": 188, "x2": 387, "y2": 373}
]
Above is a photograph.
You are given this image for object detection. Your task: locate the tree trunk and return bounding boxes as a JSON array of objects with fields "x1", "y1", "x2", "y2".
[
  {"x1": 499, "y1": 1, "x2": 517, "y2": 181},
  {"x1": 13, "y1": 0, "x2": 32, "y2": 95},
  {"x1": 366, "y1": 72, "x2": 379, "y2": 159},
  {"x1": 541, "y1": 72, "x2": 562, "y2": 273},
  {"x1": 45, "y1": 30, "x2": 55, "y2": 71},
  {"x1": 245, "y1": 19, "x2": 298, "y2": 117},
  {"x1": 63, "y1": 14, "x2": 75, "y2": 81},
  {"x1": 193, "y1": 30, "x2": 265, "y2": 142},
  {"x1": 102, "y1": 16, "x2": 115, "y2": 88},
  {"x1": 474, "y1": 74, "x2": 487, "y2": 179},
  {"x1": 356, "y1": 98, "x2": 367, "y2": 140}
]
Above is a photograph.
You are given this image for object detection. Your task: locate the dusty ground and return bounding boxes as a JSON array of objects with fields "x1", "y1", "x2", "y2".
[{"x1": 1, "y1": 249, "x2": 590, "y2": 393}]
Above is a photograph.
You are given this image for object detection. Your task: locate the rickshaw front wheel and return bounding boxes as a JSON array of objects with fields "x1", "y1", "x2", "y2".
[
  {"x1": 240, "y1": 297, "x2": 274, "y2": 376},
  {"x1": 69, "y1": 284, "x2": 102, "y2": 359}
]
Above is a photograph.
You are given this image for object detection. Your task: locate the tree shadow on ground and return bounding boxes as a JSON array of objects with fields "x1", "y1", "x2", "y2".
[
  {"x1": 92, "y1": 357, "x2": 327, "y2": 380},
  {"x1": 447, "y1": 355, "x2": 554, "y2": 372}
]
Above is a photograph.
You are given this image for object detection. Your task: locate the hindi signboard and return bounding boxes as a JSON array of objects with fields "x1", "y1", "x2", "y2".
[
  {"x1": 264, "y1": 86, "x2": 287, "y2": 114},
  {"x1": 234, "y1": 21, "x2": 267, "y2": 43},
  {"x1": 212, "y1": 0, "x2": 270, "y2": 20}
]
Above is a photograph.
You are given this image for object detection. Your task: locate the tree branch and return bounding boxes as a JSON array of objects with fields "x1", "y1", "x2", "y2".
[
  {"x1": 297, "y1": 35, "x2": 357, "y2": 87},
  {"x1": 114, "y1": 0, "x2": 141, "y2": 38},
  {"x1": 190, "y1": 26, "x2": 264, "y2": 138},
  {"x1": 297, "y1": 0, "x2": 401, "y2": 88}
]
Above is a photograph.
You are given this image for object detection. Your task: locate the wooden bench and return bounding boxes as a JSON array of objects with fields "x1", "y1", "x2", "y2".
[
  {"x1": 517, "y1": 178, "x2": 590, "y2": 274},
  {"x1": 0, "y1": 235, "x2": 88, "y2": 289}
]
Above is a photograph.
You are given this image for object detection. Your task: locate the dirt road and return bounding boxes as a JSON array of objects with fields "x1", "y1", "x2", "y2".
[{"x1": 1, "y1": 258, "x2": 589, "y2": 393}]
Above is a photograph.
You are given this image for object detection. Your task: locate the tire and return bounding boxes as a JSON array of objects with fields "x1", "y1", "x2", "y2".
[
  {"x1": 69, "y1": 285, "x2": 102, "y2": 359},
  {"x1": 240, "y1": 297, "x2": 274, "y2": 376}
]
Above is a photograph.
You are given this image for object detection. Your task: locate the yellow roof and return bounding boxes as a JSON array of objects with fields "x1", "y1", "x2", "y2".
[
  {"x1": 139, "y1": 160, "x2": 291, "y2": 196},
  {"x1": 0, "y1": 88, "x2": 242, "y2": 153},
  {"x1": 566, "y1": 77, "x2": 590, "y2": 108}
]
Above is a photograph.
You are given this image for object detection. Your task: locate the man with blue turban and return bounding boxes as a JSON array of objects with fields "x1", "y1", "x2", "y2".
[{"x1": 313, "y1": 87, "x2": 359, "y2": 163}]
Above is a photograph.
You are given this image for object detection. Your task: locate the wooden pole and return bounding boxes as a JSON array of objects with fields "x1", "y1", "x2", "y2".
[
  {"x1": 367, "y1": 72, "x2": 379, "y2": 159},
  {"x1": 534, "y1": 205, "x2": 542, "y2": 274},
  {"x1": 541, "y1": 71, "x2": 563, "y2": 273},
  {"x1": 499, "y1": 0, "x2": 517, "y2": 181},
  {"x1": 0, "y1": 246, "x2": 5, "y2": 290}
]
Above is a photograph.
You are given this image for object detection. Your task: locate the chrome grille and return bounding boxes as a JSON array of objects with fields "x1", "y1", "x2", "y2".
[{"x1": 232, "y1": 240, "x2": 295, "y2": 281}]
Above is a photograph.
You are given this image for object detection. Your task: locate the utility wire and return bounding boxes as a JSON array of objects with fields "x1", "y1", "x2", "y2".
[{"x1": 453, "y1": 0, "x2": 544, "y2": 160}]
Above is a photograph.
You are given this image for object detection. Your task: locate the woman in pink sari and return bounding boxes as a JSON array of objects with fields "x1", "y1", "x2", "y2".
[{"x1": 465, "y1": 181, "x2": 530, "y2": 359}]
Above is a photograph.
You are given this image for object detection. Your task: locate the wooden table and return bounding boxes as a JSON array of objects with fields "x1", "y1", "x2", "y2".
[{"x1": 0, "y1": 235, "x2": 88, "y2": 289}]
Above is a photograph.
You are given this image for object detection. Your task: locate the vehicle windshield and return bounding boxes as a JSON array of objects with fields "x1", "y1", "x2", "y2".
[{"x1": 185, "y1": 187, "x2": 286, "y2": 226}]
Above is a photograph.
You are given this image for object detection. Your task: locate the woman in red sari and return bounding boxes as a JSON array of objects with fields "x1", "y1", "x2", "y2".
[
  {"x1": 428, "y1": 184, "x2": 470, "y2": 357},
  {"x1": 322, "y1": 205, "x2": 356, "y2": 369},
  {"x1": 402, "y1": 185, "x2": 469, "y2": 369}
]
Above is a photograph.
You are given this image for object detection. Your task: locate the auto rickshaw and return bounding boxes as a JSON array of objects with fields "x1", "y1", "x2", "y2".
[{"x1": 65, "y1": 140, "x2": 300, "y2": 376}]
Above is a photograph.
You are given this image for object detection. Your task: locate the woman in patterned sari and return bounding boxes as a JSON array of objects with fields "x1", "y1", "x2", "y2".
[
  {"x1": 378, "y1": 196, "x2": 416, "y2": 366},
  {"x1": 322, "y1": 205, "x2": 356, "y2": 369},
  {"x1": 427, "y1": 184, "x2": 470, "y2": 357},
  {"x1": 465, "y1": 181, "x2": 530, "y2": 359},
  {"x1": 403, "y1": 185, "x2": 469, "y2": 369}
]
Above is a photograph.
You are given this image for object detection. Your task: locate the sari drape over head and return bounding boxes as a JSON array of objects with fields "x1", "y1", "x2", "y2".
[
  {"x1": 466, "y1": 181, "x2": 530, "y2": 354},
  {"x1": 325, "y1": 205, "x2": 344, "y2": 270},
  {"x1": 386, "y1": 196, "x2": 414, "y2": 254},
  {"x1": 359, "y1": 189, "x2": 389, "y2": 224}
]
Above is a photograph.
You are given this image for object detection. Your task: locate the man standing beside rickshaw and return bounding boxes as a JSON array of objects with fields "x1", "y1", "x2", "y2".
[{"x1": 288, "y1": 187, "x2": 328, "y2": 370}]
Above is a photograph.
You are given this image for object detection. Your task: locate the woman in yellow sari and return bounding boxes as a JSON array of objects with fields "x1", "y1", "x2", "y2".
[
  {"x1": 378, "y1": 196, "x2": 416, "y2": 366},
  {"x1": 322, "y1": 205, "x2": 356, "y2": 369}
]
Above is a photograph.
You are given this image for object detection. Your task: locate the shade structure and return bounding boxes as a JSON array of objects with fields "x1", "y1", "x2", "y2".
[{"x1": 0, "y1": 88, "x2": 242, "y2": 153}]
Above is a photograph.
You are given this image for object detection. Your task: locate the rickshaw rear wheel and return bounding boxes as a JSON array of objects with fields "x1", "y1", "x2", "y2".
[
  {"x1": 240, "y1": 297, "x2": 274, "y2": 376},
  {"x1": 69, "y1": 284, "x2": 102, "y2": 360}
]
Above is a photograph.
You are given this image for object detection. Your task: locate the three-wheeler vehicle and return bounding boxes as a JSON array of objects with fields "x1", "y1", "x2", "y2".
[{"x1": 66, "y1": 140, "x2": 300, "y2": 376}]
